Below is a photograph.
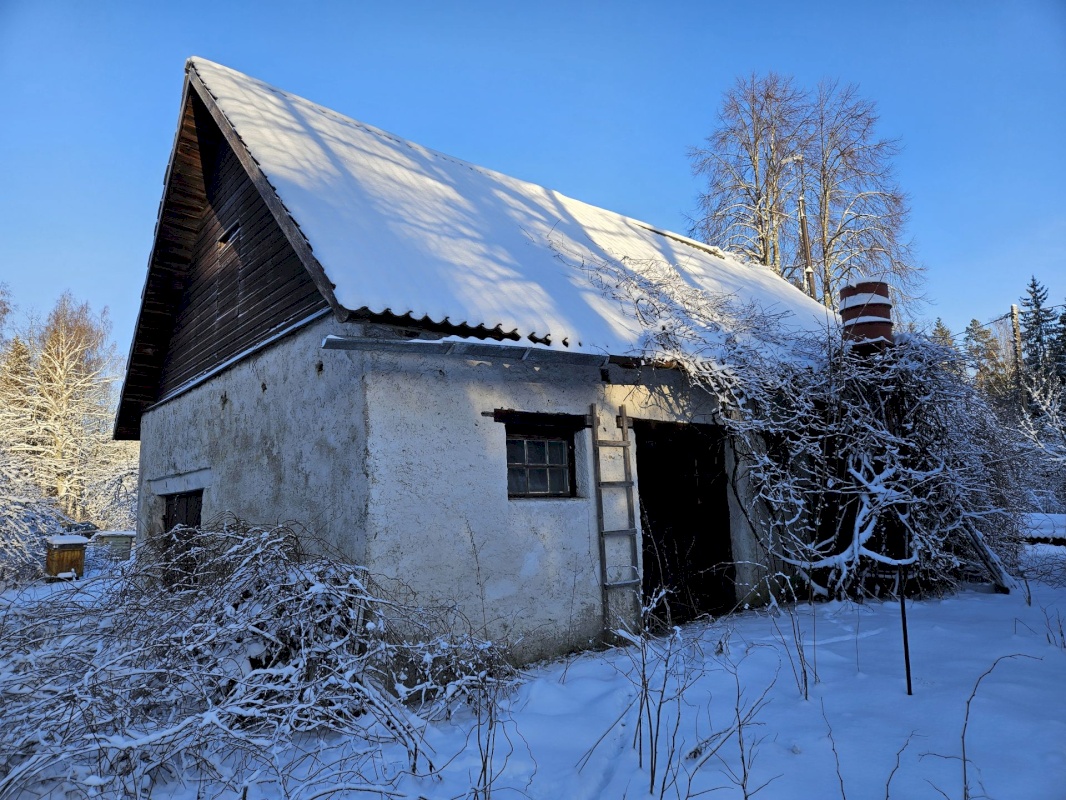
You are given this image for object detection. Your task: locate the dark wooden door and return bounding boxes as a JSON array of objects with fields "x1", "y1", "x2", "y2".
[{"x1": 163, "y1": 490, "x2": 203, "y2": 531}]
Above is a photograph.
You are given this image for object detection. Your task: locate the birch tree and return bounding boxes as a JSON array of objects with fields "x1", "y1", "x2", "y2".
[
  {"x1": 0, "y1": 292, "x2": 137, "y2": 524},
  {"x1": 689, "y1": 74, "x2": 920, "y2": 309},
  {"x1": 689, "y1": 72, "x2": 806, "y2": 275},
  {"x1": 805, "y1": 80, "x2": 917, "y2": 306}
]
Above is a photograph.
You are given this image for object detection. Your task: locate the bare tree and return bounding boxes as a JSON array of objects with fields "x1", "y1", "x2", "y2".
[
  {"x1": 689, "y1": 72, "x2": 807, "y2": 275},
  {"x1": 0, "y1": 285, "x2": 10, "y2": 334},
  {"x1": 689, "y1": 74, "x2": 920, "y2": 310},
  {"x1": 805, "y1": 80, "x2": 917, "y2": 307}
]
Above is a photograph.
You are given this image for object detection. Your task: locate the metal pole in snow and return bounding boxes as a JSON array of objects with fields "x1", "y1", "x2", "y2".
[{"x1": 899, "y1": 564, "x2": 913, "y2": 696}]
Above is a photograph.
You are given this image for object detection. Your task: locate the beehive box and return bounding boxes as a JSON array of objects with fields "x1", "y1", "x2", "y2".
[
  {"x1": 45, "y1": 535, "x2": 90, "y2": 579},
  {"x1": 92, "y1": 531, "x2": 136, "y2": 561}
]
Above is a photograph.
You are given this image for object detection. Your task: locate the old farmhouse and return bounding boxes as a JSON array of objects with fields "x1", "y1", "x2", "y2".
[{"x1": 116, "y1": 58, "x2": 834, "y2": 661}]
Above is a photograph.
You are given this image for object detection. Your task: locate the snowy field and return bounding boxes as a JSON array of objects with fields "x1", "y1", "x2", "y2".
[
  {"x1": 413, "y1": 548, "x2": 1066, "y2": 800},
  {"x1": 2, "y1": 545, "x2": 1065, "y2": 800}
]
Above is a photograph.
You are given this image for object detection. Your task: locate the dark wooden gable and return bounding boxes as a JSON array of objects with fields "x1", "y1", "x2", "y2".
[
  {"x1": 115, "y1": 79, "x2": 334, "y2": 440},
  {"x1": 157, "y1": 99, "x2": 329, "y2": 396}
]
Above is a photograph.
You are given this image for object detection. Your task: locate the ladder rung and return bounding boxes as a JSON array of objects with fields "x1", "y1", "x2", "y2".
[
  {"x1": 605, "y1": 579, "x2": 641, "y2": 589},
  {"x1": 599, "y1": 480, "x2": 634, "y2": 489},
  {"x1": 602, "y1": 528, "x2": 637, "y2": 537},
  {"x1": 595, "y1": 439, "x2": 630, "y2": 447}
]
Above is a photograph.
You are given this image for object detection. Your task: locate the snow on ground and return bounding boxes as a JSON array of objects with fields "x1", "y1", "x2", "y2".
[
  {"x1": 399, "y1": 561, "x2": 1066, "y2": 800},
  {"x1": 3, "y1": 547, "x2": 1065, "y2": 800}
]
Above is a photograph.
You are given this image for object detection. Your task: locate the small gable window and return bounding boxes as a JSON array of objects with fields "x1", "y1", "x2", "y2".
[
  {"x1": 493, "y1": 409, "x2": 586, "y2": 498},
  {"x1": 217, "y1": 221, "x2": 241, "y2": 249}
]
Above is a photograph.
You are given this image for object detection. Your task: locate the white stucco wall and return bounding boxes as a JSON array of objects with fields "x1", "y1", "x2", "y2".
[
  {"x1": 138, "y1": 316, "x2": 762, "y2": 663},
  {"x1": 352, "y1": 349, "x2": 730, "y2": 661},
  {"x1": 138, "y1": 316, "x2": 371, "y2": 562}
]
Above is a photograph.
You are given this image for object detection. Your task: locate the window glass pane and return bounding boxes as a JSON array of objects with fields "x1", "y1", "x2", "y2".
[
  {"x1": 503, "y1": 420, "x2": 577, "y2": 498},
  {"x1": 528, "y1": 468, "x2": 549, "y2": 493},
  {"x1": 548, "y1": 467, "x2": 569, "y2": 494},
  {"x1": 506, "y1": 439, "x2": 525, "y2": 465},
  {"x1": 547, "y1": 440, "x2": 567, "y2": 465},
  {"x1": 508, "y1": 467, "x2": 527, "y2": 495},
  {"x1": 526, "y1": 440, "x2": 547, "y2": 465}
]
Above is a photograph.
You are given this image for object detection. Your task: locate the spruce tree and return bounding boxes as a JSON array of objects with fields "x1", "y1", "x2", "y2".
[
  {"x1": 1020, "y1": 276, "x2": 1056, "y2": 376},
  {"x1": 1053, "y1": 305, "x2": 1066, "y2": 384},
  {"x1": 931, "y1": 318, "x2": 954, "y2": 349}
]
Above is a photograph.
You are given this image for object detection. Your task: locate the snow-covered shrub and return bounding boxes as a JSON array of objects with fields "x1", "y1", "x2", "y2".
[
  {"x1": 554, "y1": 239, "x2": 1027, "y2": 599},
  {"x1": 0, "y1": 518, "x2": 512, "y2": 799},
  {"x1": 376, "y1": 622, "x2": 515, "y2": 721},
  {"x1": 1019, "y1": 374, "x2": 1066, "y2": 512},
  {"x1": 0, "y1": 456, "x2": 68, "y2": 590},
  {"x1": 723, "y1": 335, "x2": 1026, "y2": 597},
  {"x1": 80, "y1": 453, "x2": 139, "y2": 532}
]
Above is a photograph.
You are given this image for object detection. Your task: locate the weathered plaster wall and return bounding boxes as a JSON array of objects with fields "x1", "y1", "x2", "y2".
[
  {"x1": 352, "y1": 350, "x2": 733, "y2": 661},
  {"x1": 138, "y1": 316, "x2": 370, "y2": 562},
  {"x1": 139, "y1": 319, "x2": 764, "y2": 663}
]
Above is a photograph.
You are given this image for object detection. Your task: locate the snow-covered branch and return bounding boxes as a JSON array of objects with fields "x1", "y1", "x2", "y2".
[
  {"x1": 0, "y1": 519, "x2": 515, "y2": 798},
  {"x1": 552, "y1": 238, "x2": 1025, "y2": 599}
]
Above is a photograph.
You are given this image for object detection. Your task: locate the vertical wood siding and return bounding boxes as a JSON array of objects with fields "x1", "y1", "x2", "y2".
[{"x1": 158, "y1": 129, "x2": 329, "y2": 396}]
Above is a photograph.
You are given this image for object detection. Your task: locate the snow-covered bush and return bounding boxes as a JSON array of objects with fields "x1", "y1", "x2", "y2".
[
  {"x1": 0, "y1": 518, "x2": 513, "y2": 799},
  {"x1": 0, "y1": 456, "x2": 69, "y2": 590},
  {"x1": 556, "y1": 239, "x2": 1027, "y2": 599},
  {"x1": 721, "y1": 335, "x2": 1025, "y2": 597},
  {"x1": 1019, "y1": 374, "x2": 1066, "y2": 511}
]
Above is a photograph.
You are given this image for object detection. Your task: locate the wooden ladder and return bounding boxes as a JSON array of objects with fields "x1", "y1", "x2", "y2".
[{"x1": 590, "y1": 403, "x2": 641, "y2": 634}]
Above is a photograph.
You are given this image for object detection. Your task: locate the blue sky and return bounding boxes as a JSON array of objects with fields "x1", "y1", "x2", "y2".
[{"x1": 1, "y1": 0, "x2": 1063, "y2": 351}]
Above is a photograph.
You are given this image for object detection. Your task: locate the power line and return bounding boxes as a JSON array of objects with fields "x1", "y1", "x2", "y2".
[
  {"x1": 950, "y1": 313, "x2": 1008, "y2": 341},
  {"x1": 950, "y1": 303, "x2": 1066, "y2": 341}
]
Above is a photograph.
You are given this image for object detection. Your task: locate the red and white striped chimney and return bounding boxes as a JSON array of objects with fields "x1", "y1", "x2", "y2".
[{"x1": 839, "y1": 282, "x2": 894, "y2": 346}]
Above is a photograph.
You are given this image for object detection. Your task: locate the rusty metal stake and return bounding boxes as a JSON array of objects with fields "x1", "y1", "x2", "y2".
[{"x1": 899, "y1": 564, "x2": 913, "y2": 695}]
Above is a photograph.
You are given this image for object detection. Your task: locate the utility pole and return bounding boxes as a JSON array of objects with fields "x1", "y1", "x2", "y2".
[
  {"x1": 1011, "y1": 303, "x2": 1024, "y2": 410},
  {"x1": 798, "y1": 194, "x2": 816, "y2": 300},
  {"x1": 788, "y1": 151, "x2": 817, "y2": 301}
]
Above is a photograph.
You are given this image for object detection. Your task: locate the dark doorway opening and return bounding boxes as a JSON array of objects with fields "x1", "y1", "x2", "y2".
[{"x1": 632, "y1": 420, "x2": 734, "y2": 622}]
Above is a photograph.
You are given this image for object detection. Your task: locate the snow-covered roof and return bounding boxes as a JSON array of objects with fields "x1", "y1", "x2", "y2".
[
  {"x1": 45, "y1": 535, "x2": 90, "y2": 546},
  {"x1": 188, "y1": 58, "x2": 834, "y2": 356}
]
